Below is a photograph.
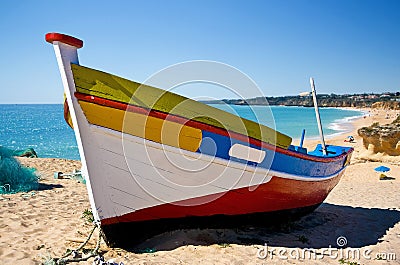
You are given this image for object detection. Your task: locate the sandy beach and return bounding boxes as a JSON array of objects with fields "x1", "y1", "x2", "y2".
[{"x1": 1, "y1": 108, "x2": 399, "y2": 265}]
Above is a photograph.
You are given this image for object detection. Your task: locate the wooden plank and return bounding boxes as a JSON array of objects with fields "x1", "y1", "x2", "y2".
[{"x1": 71, "y1": 64, "x2": 292, "y2": 149}]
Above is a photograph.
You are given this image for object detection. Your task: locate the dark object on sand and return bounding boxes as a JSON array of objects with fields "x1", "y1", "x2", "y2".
[
  {"x1": 13, "y1": 148, "x2": 38, "y2": 158},
  {"x1": 344, "y1": 136, "x2": 355, "y2": 143}
]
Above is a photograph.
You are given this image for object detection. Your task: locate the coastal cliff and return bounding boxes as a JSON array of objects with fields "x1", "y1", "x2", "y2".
[
  {"x1": 358, "y1": 115, "x2": 400, "y2": 156},
  {"x1": 371, "y1": 101, "x2": 400, "y2": 110},
  {"x1": 202, "y1": 92, "x2": 400, "y2": 110}
]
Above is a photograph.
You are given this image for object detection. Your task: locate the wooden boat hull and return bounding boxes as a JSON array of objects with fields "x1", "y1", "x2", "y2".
[
  {"x1": 70, "y1": 90, "x2": 350, "y2": 246},
  {"x1": 75, "y1": 120, "x2": 347, "y2": 246},
  {"x1": 46, "y1": 33, "x2": 353, "y2": 247}
]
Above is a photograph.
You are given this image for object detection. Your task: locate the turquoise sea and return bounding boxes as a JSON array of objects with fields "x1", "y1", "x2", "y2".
[
  {"x1": 0, "y1": 104, "x2": 363, "y2": 160},
  {"x1": 0, "y1": 104, "x2": 79, "y2": 160},
  {"x1": 209, "y1": 104, "x2": 364, "y2": 140}
]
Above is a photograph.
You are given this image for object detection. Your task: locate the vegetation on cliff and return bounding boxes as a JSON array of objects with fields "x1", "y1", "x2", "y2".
[{"x1": 202, "y1": 92, "x2": 400, "y2": 109}]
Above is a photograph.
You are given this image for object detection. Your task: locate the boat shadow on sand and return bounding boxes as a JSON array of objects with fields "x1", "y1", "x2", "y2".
[{"x1": 130, "y1": 203, "x2": 400, "y2": 252}]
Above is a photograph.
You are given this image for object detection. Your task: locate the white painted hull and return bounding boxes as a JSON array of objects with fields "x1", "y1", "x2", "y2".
[{"x1": 81, "y1": 124, "x2": 275, "y2": 221}]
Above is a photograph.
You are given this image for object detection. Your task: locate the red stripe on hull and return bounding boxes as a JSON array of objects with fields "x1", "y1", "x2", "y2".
[
  {"x1": 101, "y1": 173, "x2": 343, "y2": 226},
  {"x1": 74, "y1": 92, "x2": 352, "y2": 163}
]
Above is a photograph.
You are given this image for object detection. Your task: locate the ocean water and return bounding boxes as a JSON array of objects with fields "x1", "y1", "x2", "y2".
[
  {"x1": 0, "y1": 104, "x2": 79, "y2": 160},
  {"x1": 0, "y1": 104, "x2": 363, "y2": 160},
  {"x1": 209, "y1": 104, "x2": 364, "y2": 140}
]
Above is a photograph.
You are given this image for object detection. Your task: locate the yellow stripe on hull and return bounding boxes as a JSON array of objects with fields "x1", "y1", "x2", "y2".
[
  {"x1": 79, "y1": 101, "x2": 202, "y2": 152},
  {"x1": 63, "y1": 94, "x2": 74, "y2": 128}
]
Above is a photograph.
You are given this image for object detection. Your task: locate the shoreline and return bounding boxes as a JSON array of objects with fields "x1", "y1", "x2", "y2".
[
  {"x1": 292, "y1": 108, "x2": 366, "y2": 142},
  {"x1": 1, "y1": 107, "x2": 399, "y2": 264},
  {"x1": 295, "y1": 107, "x2": 398, "y2": 159}
]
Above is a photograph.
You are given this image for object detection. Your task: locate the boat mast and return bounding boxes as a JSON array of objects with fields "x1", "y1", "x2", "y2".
[{"x1": 310, "y1": 77, "x2": 327, "y2": 155}]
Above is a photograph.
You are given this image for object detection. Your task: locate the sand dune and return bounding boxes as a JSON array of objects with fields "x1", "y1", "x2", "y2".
[{"x1": 1, "y1": 108, "x2": 399, "y2": 264}]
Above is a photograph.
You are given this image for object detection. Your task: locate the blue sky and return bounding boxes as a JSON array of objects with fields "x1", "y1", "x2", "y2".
[{"x1": 0, "y1": 0, "x2": 399, "y2": 103}]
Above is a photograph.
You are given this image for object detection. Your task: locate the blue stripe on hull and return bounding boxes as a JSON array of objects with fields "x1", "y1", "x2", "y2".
[
  {"x1": 270, "y1": 149, "x2": 345, "y2": 177},
  {"x1": 197, "y1": 131, "x2": 350, "y2": 178}
]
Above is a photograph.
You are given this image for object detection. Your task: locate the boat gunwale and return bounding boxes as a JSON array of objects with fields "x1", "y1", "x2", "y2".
[{"x1": 74, "y1": 92, "x2": 353, "y2": 163}]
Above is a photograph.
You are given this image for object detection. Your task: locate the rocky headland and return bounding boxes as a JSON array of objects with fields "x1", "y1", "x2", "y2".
[{"x1": 358, "y1": 115, "x2": 400, "y2": 156}]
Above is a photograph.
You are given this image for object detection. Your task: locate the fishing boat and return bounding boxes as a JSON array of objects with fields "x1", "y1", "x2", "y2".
[{"x1": 46, "y1": 32, "x2": 353, "y2": 247}]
